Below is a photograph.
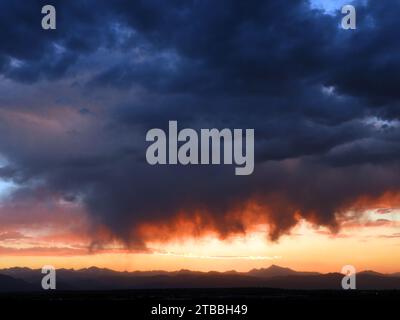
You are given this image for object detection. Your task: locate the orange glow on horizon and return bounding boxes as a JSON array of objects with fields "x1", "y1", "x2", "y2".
[{"x1": 0, "y1": 210, "x2": 399, "y2": 274}]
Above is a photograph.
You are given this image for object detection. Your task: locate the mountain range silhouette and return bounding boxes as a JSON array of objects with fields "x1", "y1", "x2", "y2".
[{"x1": 1, "y1": 265, "x2": 400, "y2": 292}]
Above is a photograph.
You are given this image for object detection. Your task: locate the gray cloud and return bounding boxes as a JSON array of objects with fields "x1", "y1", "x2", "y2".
[{"x1": 0, "y1": 0, "x2": 400, "y2": 247}]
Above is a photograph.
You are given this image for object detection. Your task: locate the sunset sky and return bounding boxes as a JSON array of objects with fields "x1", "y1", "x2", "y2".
[{"x1": 1, "y1": 0, "x2": 400, "y2": 274}]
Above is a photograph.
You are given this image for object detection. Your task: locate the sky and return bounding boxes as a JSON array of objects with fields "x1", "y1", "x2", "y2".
[
  {"x1": 310, "y1": 0, "x2": 356, "y2": 13},
  {"x1": 0, "y1": 0, "x2": 400, "y2": 273}
]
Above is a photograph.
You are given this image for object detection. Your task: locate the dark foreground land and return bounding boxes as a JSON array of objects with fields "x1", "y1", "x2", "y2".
[{"x1": 0, "y1": 288, "x2": 399, "y2": 319}]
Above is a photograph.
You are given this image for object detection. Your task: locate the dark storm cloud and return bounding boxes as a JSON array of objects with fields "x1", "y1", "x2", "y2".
[
  {"x1": 92, "y1": 0, "x2": 338, "y2": 95},
  {"x1": 1, "y1": 0, "x2": 400, "y2": 246},
  {"x1": 0, "y1": 0, "x2": 118, "y2": 82}
]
